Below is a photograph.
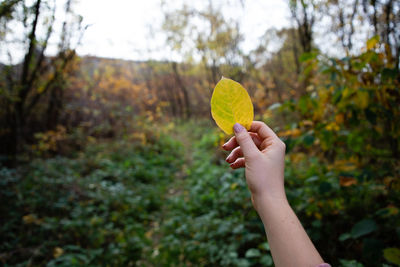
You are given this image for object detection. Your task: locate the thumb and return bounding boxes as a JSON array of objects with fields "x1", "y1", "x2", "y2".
[{"x1": 233, "y1": 123, "x2": 259, "y2": 159}]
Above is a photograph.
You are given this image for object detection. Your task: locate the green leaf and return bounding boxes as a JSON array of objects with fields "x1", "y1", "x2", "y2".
[
  {"x1": 268, "y1": 102, "x2": 282, "y2": 110},
  {"x1": 299, "y1": 52, "x2": 318, "y2": 63},
  {"x1": 383, "y1": 248, "x2": 400, "y2": 265},
  {"x1": 298, "y1": 96, "x2": 309, "y2": 115},
  {"x1": 362, "y1": 238, "x2": 383, "y2": 264},
  {"x1": 339, "y1": 233, "x2": 351, "y2": 242},
  {"x1": 381, "y1": 68, "x2": 398, "y2": 81},
  {"x1": 318, "y1": 181, "x2": 332, "y2": 194},
  {"x1": 302, "y1": 134, "x2": 315, "y2": 147},
  {"x1": 305, "y1": 176, "x2": 319, "y2": 183},
  {"x1": 339, "y1": 259, "x2": 364, "y2": 267},
  {"x1": 260, "y1": 255, "x2": 273, "y2": 266},
  {"x1": 245, "y1": 248, "x2": 261, "y2": 258},
  {"x1": 350, "y1": 219, "x2": 377, "y2": 239},
  {"x1": 259, "y1": 242, "x2": 270, "y2": 251}
]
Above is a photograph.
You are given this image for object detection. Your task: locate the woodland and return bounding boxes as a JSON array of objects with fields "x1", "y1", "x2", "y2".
[{"x1": 0, "y1": 0, "x2": 399, "y2": 266}]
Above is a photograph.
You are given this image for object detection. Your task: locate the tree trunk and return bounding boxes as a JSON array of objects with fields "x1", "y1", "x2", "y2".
[{"x1": 171, "y1": 62, "x2": 191, "y2": 118}]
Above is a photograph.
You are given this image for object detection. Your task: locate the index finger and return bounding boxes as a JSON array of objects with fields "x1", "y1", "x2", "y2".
[
  {"x1": 249, "y1": 121, "x2": 279, "y2": 140},
  {"x1": 222, "y1": 132, "x2": 262, "y2": 151}
]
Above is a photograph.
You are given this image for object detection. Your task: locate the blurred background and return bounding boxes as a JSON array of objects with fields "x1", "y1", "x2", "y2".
[{"x1": 0, "y1": 0, "x2": 399, "y2": 266}]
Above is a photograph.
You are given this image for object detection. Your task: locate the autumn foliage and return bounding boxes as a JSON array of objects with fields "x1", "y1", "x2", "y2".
[{"x1": 1, "y1": 0, "x2": 400, "y2": 266}]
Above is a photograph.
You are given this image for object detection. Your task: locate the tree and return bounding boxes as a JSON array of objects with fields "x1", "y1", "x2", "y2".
[
  {"x1": 322, "y1": 0, "x2": 400, "y2": 67},
  {"x1": 289, "y1": 0, "x2": 316, "y2": 54},
  {"x1": 161, "y1": 0, "x2": 245, "y2": 118},
  {"x1": 0, "y1": 0, "x2": 84, "y2": 166}
]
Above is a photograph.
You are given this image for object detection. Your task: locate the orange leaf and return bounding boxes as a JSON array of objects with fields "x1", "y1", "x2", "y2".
[{"x1": 340, "y1": 176, "x2": 357, "y2": 187}]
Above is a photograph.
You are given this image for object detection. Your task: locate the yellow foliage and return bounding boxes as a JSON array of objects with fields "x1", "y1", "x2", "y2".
[
  {"x1": 342, "y1": 87, "x2": 352, "y2": 98},
  {"x1": 22, "y1": 214, "x2": 42, "y2": 225},
  {"x1": 290, "y1": 152, "x2": 306, "y2": 164},
  {"x1": 32, "y1": 125, "x2": 67, "y2": 154},
  {"x1": 318, "y1": 88, "x2": 329, "y2": 104},
  {"x1": 211, "y1": 77, "x2": 254, "y2": 134},
  {"x1": 145, "y1": 230, "x2": 153, "y2": 239},
  {"x1": 301, "y1": 120, "x2": 314, "y2": 127},
  {"x1": 335, "y1": 113, "x2": 344, "y2": 124},
  {"x1": 261, "y1": 110, "x2": 272, "y2": 121},
  {"x1": 383, "y1": 248, "x2": 400, "y2": 265},
  {"x1": 328, "y1": 159, "x2": 358, "y2": 172},
  {"x1": 37, "y1": 85, "x2": 45, "y2": 94},
  {"x1": 278, "y1": 128, "x2": 302, "y2": 137},
  {"x1": 354, "y1": 91, "x2": 369, "y2": 109},
  {"x1": 217, "y1": 133, "x2": 226, "y2": 147},
  {"x1": 53, "y1": 247, "x2": 64, "y2": 258},
  {"x1": 325, "y1": 122, "x2": 340, "y2": 131},
  {"x1": 384, "y1": 176, "x2": 395, "y2": 186},
  {"x1": 367, "y1": 36, "x2": 379, "y2": 50},
  {"x1": 312, "y1": 105, "x2": 324, "y2": 121},
  {"x1": 387, "y1": 205, "x2": 399, "y2": 216},
  {"x1": 131, "y1": 132, "x2": 147, "y2": 144}
]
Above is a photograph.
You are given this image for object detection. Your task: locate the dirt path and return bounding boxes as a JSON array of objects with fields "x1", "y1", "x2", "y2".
[{"x1": 141, "y1": 126, "x2": 195, "y2": 265}]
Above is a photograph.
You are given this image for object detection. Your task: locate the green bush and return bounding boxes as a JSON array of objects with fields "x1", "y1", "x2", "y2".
[
  {"x1": 276, "y1": 38, "x2": 400, "y2": 266},
  {"x1": 0, "y1": 135, "x2": 183, "y2": 266},
  {"x1": 154, "y1": 129, "x2": 272, "y2": 267}
]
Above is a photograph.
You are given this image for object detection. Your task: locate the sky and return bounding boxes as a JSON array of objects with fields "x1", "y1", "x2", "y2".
[
  {"x1": 73, "y1": 0, "x2": 291, "y2": 61},
  {"x1": 0, "y1": 0, "x2": 291, "y2": 64},
  {"x1": 0, "y1": 0, "x2": 372, "y2": 64}
]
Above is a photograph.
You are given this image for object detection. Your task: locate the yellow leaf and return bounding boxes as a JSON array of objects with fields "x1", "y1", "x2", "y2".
[
  {"x1": 37, "y1": 86, "x2": 45, "y2": 94},
  {"x1": 387, "y1": 205, "x2": 399, "y2": 216},
  {"x1": 314, "y1": 212, "x2": 322, "y2": 220},
  {"x1": 383, "y1": 248, "x2": 400, "y2": 265},
  {"x1": 290, "y1": 152, "x2": 306, "y2": 163},
  {"x1": 329, "y1": 159, "x2": 357, "y2": 171},
  {"x1": 53, "y1": 247, "x2": 64, "y2": 258},
  {"x1": 23, "y1": 214, "x2": 37, "y2": 224},
  {"x1": 145, "y1": 230, "x2": 153, "y2": 239},
  {"x1": 335, "y1": 113, "x2": 345, "y2": 124},
  {"x1": 278, "y1": 128, "x2": 302, "y2": 137},
  {"x1": 325, "y1": 122, "x2": 340, "y2": 131},
  {"x1": 22, "y1": 214, "x2": 42, "y2": 225},
  {"x1": 342, "y1": 87, "x2": 352, "y2": 98},
  {"x1": 211, "y1": 77, "x2": 254, "y2": 134},
  {"x1": 367, "y1": 36, "x2": 379, "y2": 50},
  {"x1": 354, "y1": 91, "x2": 369, "y2": 109}
]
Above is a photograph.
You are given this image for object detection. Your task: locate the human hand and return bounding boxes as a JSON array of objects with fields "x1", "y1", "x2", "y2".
[
  {"x1": 223, "y1": 122, "x2": 326, "y2": 266},
  {"x1": 222, "y1": 121, "x2": 287, "y2": 206}
]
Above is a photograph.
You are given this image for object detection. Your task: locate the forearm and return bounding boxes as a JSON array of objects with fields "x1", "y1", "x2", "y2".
[
  {"x1": 226, "y1": 122, "x2": 325, "y2": 266},
  {"x1": 254, "y1": 195, "x2": 324, "y2": 267}
]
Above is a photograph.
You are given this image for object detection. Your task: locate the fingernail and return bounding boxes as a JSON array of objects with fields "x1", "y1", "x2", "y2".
[
  {"x1": 225, "y1": 156, "x2": 230, "y2": 163},
  {"x1": 222, "y1": 143, "x2": 227, "y2": 148},
  {"x1": 233, "y1": 123, "x2": 245, "y2": 133}
]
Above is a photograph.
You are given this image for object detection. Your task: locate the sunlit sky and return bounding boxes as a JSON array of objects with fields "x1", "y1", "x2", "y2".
[{"x1": 74, "y1": 0, "x2": 291, "y2": 61}]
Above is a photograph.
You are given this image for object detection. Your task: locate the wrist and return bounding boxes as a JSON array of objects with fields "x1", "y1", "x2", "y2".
[{"x1": 252, "y1": 192, "x2": 288, "y2": 213}]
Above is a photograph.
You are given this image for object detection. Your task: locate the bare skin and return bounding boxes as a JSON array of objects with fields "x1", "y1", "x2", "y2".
[{"x1": 223, "y1": 121, "x2": 325, "y2": 267}]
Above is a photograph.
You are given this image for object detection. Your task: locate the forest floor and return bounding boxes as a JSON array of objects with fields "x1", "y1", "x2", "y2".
[{"x1": 1, "y1": 121, "x2": 396, "y2": 266}]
